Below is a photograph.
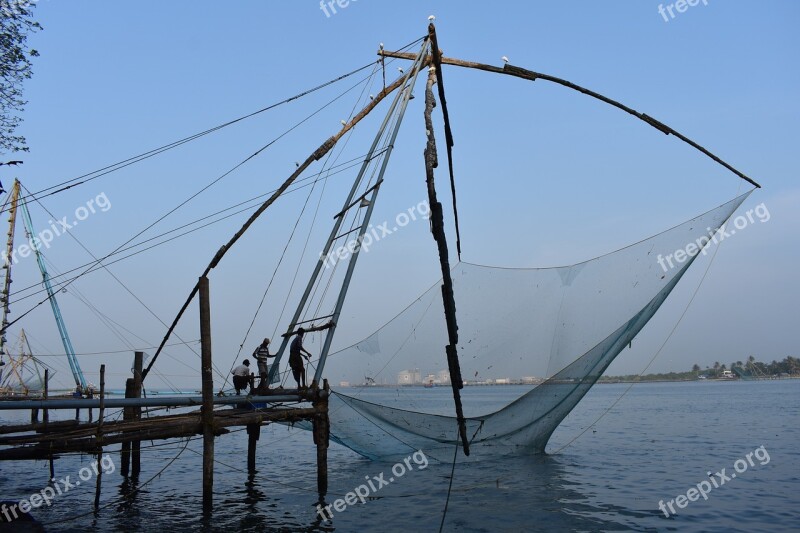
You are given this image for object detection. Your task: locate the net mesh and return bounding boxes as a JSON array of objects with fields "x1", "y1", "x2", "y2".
[{"x1": 317, "y1": 192, "x2": 751, "y2": 461}]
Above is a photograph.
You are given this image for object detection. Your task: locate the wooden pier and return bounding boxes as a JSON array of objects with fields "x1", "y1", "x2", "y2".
[{"x1": 0, "y1": 275, "x2": 331, "y2": 516}]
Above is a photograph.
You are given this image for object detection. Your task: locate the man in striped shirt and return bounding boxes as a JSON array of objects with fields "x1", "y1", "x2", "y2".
[{"x1": 252, "y1": 338, "x2": 273, "y2": 389}]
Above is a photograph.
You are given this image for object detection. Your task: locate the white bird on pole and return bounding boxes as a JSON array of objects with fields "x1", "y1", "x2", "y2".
[
  {"x1": 340, "y1": 120, "x2": 347, "y2": 126},
  {"x1": 502, "y1": 56, "x2": 509, "y2": 64},
  {"x1": 398, "y1": 67, "x2": 404, "y2": 74},
  {"x1": 428, "y1": 15, "x2": 435, "y2": 22}
]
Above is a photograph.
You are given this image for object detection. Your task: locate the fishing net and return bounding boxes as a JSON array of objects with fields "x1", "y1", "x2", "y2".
[{"x1": 317, "y1": 192, "x2": 751, "y2": 461}]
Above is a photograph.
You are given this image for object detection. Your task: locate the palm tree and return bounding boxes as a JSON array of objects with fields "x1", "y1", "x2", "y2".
[{"x1": 713, "y1": 361, "x2": 721, "y2": 377}]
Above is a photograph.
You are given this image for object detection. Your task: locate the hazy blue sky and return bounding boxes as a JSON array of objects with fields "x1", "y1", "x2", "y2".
[{"x1": 2, "y1": 1, "x2": 797, "y2": 391}]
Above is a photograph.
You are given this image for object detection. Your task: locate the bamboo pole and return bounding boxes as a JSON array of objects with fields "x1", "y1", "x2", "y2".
[
  {"x1": 423, "y1": 65, "x2": 469, "y2": 456},
  {"x1": 378, "y1": 48, "x2": 761, "y2": 189},
  {"x1": 199, "y1": 276, "x2": 214, "y2": 514}
]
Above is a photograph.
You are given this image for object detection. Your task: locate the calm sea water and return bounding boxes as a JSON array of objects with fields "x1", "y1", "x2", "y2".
[{"x1": 1, "y1": 380, "x2": 798, "y2": 532}]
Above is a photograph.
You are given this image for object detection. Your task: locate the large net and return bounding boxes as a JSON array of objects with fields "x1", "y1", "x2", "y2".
[{"x1": 316, "y1": 192, "x2": 751, "y2": 461}]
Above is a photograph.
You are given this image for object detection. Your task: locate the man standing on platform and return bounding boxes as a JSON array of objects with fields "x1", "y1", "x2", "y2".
[
  {"x1": 252, "y1": 338, "x2": 274, "y2": 390},
  {"x1": 289, "y1": 328, "x2": 312, "y2": 389}
]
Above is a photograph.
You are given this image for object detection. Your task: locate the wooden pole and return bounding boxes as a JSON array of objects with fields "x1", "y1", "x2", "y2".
[
  {"x1": 42, "y1": 368, "x2": 48, "y2": 425},
  {"x1": 199, "y1": 276, "x2": 214, "y2": 514},
  {"x1": 246, "y1": 423, "x2": 260, "y2": 476},
  {"x1": 313, "y1": 380, "x2": 330, "y2": 498},
  {"x1": 94, "y1": 364, "x2": 105, "y2": 510},
  {"x1": 45, "y1": 368, "x2": 55, "y2": 480},
  {"x1": 120, "y1": 377, "x2": 134, "y2": 477},
  {"x1": 378, "y1": 47, "x2": 761, "y2": 190},
  {"x1": 132, "y1": 351, "x2": 143, "y2": 479}
]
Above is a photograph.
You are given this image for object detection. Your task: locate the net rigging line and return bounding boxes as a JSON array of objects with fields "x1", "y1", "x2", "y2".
[
  {"x1": 7, "y1": 152, "x2": 383, "y2": 305},
  {"x1": 41, "y1": 436, "x2": 192, "y2": 527},
  {"x1": 8, "y1": 35, "x2": 426, "y2": 212},
  {"x1": 270, "y1": 58, "x2": 385, "y2": 345},
  {"x1": 145, "y1": 41, "x2": 428, "y2": 381},
  {"x1": 21, "y1": 186, "x2": 222, "y2": 384},
  {"x1": 5, "y1": 63, "x2": 373, "y2": 211},
  {"x1": 0, "y1": 69, "x2": 379, "y2": 337},
  {"x1": 223, "y1": 63, "x2": 381, "y2": 390}
]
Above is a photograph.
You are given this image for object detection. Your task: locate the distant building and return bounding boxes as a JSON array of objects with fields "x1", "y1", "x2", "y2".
[
  {"x1": 339, "y1": 381, "x2": 350, "y2": 387},
  {"x1": 398, "y1": 369, "x2": 421, "y2": 385},
  {"x1": 437, "y1": 370, "x2": 451, "y2": 384}
]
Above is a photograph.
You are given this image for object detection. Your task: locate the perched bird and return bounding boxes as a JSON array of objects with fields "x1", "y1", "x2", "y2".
[
  {"x1": 295, "y1": 162, "x2": 300, "y2": 168},
  {"x1": 369, "y1": 94, "x2": 374, "y2": 100},
  {"x1": 428, "y1": 15, "x2": 435, "y2": 22},
  {"x1": 398, "y1": 67, "x2": 404, "y2": 74},
  {"x1": 379, "y1": 42, "x2": 384, "y2": 50},
  {"x1": 340, "y1": 119, "x2": 347, "y2": 126},
  {"x1": 502, "y1": 56, "x2": 509, "y2": 64}
]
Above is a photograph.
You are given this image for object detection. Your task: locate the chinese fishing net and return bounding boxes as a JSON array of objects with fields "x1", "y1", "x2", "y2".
[{"x1": 306, "y1": 192, "x2": 751, "y2": 461}]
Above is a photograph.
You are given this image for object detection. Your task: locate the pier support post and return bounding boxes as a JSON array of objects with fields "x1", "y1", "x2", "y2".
[
  {"x1": 45, "y1": 369, "x2": 54, "y2": 481},
  {"x1": 247, "y1": 423, "x2": 260, "y2": 476},
  {"x1": 120, "y1": 377, "x2": 135, "y2": 477},
  {"x1": 313, "y1": 380, "x2": 330, "y2": 498},
  {"x1": 199, "y1": 276, "x2": 215, "y2": 514},
  {"x1": 132, "y1": 351, "x2": 143, "y2": 478},
  {"x1": 42, "y1": 368, "x2": 49, "y2": 425},
  {"x1": 94, "y1": 364, "x2": 105, "y2": 510}
]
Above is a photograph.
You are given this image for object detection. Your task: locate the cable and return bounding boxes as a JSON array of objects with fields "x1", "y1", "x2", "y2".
[
  {"x1": 439, "y1": 431, "x2": 460, "y2": 533},
  {"x1": 41, "y1": 436, "x2": 192, "y2": 526},
  {"x1": 1, "y1": 72, "x2": 373, "y2": 334},
  {"x1": 8, "y1": 154, "x2": 378, "y2": 304},
  {"x1": 9, "y1": 60, "x2": 380, "y2": 210}
]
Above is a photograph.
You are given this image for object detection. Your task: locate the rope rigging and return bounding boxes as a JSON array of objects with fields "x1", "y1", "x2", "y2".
[
  {"x1": 143, "y1": 43, "x2": 428, "y2": 383},
  {"x1": 7, "y1": 152, "x2": 385, "y2": 306},
  {"x1": 0, "y1": 66, "x2": 385, "y2": 338},
  {"x1": 3, "y1": 59, "x2": 381, "y2": 213}
]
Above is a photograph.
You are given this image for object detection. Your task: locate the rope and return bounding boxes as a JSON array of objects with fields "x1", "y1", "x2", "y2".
[
  {"x1": 9, "y1": 60, "x2": 381, "y2": 210},
  {"x1": 41, "y1": 436, "x2": 191, "y2": 526},
  {"x1": 438, "y1": 430, "x2": 460, "y2": 533}
]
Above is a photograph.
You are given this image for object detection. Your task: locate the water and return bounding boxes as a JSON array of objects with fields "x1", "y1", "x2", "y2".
[{"x1": 1, "y1": 380, "x2": 797, "y2": 531}]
